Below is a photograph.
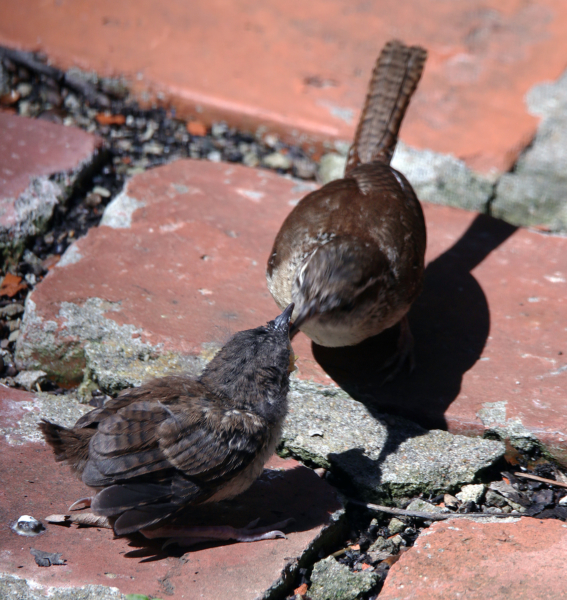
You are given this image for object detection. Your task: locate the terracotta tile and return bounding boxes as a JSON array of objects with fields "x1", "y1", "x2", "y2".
[
  {"x1": 1, "y1": 1, "x2": 567, "y2": 172},
  {"x1": 16, "y1": 160, "x2": 567, "y2": 462},
  {"x1": 380, "y1": 517, "x2": 567, "y2": 600},
  {"x1": 0, "y1": 388, "x2": 343, "y2": 600}
]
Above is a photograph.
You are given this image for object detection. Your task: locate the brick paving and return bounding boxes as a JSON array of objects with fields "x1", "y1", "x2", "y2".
[
  {"x1": 2, "y1": 3, "x2": 567, "y2": 597},
  {"x1": 2, "y1": 0, "x2": 567, "y2": 173},
  {"x1": 16, "y1": 159, "x2": 567, "y2": 463}
]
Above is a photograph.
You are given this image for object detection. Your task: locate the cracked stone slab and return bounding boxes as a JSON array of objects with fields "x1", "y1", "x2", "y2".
[
  {"x1": 379, "y1": 518, "x2": 567, "y2": 600},
  {"x1": 493, "y1": 68, "x2": 567, "y2": 232},
  {"x1": 318, "y1": 141, "x2": 495, "y2": 213},
  {"x1": 0, "y1": 113, "x2": 103, "y2": 253},
  {"x1": 14, "y1": 159, "x2": 567, "y2": 463},
  {"x1": 281, "y1": 380, "x2": 505, "y2": 502},
  {"x1": 0, "y1": 388, "x2": 344, "y2": 600}
]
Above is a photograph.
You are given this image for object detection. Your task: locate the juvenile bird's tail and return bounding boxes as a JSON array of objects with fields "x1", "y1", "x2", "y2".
[
  {"x1": 39, "y1": 419, "x2": 93, "y2": 475},
  {"x1": 345, "y1": 40, "x2": 427, "y2": 174}
]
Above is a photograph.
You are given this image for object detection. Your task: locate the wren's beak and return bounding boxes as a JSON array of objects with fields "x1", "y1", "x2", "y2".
[{"x1": 273, "y1": 303, "x2": 295, "y2": 332}]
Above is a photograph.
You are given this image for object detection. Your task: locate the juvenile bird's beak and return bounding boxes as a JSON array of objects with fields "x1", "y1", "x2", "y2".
[{"x1": 274, "y1": 303, "x2": 295, "y2": 331}]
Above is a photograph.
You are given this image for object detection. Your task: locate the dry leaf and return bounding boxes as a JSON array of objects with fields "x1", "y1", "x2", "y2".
[
  {"x1": 0, "y1": 273, "x2": 27, "y2": 297},
  {"x1": 42, "y1": 255, "x2": 61, "y2": 270},
  {"x1": 46, "y1": 513, "x2": 113, "y2": 528},
  {"x1": 30, "y1": 547, "x2": 65, "y2": 567},
  {"x1": 384, "y1": 553, "x2": 402, "y2": 566},
  {"x1": 96, "y1": 113, "x2": 126, "y2": 126},
  {"x1": 360, "y1": 563, "x2": 372, "y2": 570},
  {"x1": 0, "y1": 90, "x2": 20, "y2": 106},
  {"x1": 187, "y1": 120, "x2": 207, "y2": 136},
  {"x1": 294, "y1": 582, "x2": 308, "y2": 596},
  {"x1": 45, "y1": 514, "x2": 68, "y2": 523}
]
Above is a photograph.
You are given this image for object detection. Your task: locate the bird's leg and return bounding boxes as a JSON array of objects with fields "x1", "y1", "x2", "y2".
[
  {"x1": 380, "y1": 315, "x2": 415, "y2": 383},
  {"x1": 141, "y1": 517, "x2": 294, "y2": 547},
  {"x1": 68, "y1": 497, "x2": 93, "y2": 511}
]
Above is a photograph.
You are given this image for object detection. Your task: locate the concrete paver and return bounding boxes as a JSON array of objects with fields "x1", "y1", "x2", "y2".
[
  {"x1": 15, "y1": 159, "x2": 567, "y2": 462},
  {"x1": 2, "y1": 0, "x2": 567, "y2": 173},
  {"x1": 380, "y1": 517, "x2": 567, "y2": 600},
  {"x1": 0, "y1": 387, "x2": 343, "y2": 600}
]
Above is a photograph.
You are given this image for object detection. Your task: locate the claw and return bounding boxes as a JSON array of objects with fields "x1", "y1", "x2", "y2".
[
  {"x1": 380, "y1": 315, "x2": 415, "y2": 384},
  {"x1": 142, "y1": 517, "x2": 295, "y2": 548},
  {"x1": 68, "y1": 497, "x2": 93, "y2": 511}
]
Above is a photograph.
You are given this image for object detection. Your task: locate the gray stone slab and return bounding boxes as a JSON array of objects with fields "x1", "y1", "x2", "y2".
[
  {"x1": 281, "y1": 379, "x2": 505, "y2": 502},
  {"x1": 492, "y1": 68, "x2": 567, "y2": 232}
]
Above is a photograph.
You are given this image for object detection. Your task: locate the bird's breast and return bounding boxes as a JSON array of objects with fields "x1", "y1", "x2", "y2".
[{"x1": 205, "y1": 422, "x2": 283, "y2": 503}]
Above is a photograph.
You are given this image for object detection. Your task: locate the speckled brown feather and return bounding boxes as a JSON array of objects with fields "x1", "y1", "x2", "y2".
[
  {"x1": 40, "y1": 307, "x2": 294, "y2": 535},
  {"x1": 346, "y1": 40, "x2": 427, "y2": 170},
  {"x1": 267, "y1": 40, "x2": 427, "y2": 350}
]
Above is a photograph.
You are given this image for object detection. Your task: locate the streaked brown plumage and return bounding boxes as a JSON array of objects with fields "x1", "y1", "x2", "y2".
[
  {"x1": 267, "y1": 40, "x2": 427, "y2": 374},
  {"x1": 40, "y1": 304, "x2": 294, "y2": 541}
]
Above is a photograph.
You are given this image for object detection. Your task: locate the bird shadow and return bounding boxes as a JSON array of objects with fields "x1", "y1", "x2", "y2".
[
  {"x1": 312, "y1": 213, "x2": 518, "y2": 480},
  {"x1": 119, "y1": 464, "x2": 341, "y2": 561}
]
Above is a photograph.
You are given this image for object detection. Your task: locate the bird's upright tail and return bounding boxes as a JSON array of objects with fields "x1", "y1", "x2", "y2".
[
  {"x1": 39, "y1": 419, "x2": 93, "y2": 475},
  {"x1": 345, "y1": 40, "x2": 427, "y2": 174}
]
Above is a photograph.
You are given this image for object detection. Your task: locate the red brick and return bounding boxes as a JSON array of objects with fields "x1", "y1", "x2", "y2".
[
  {"x1": 0, "y1": 112, "x2": 101, "y2": 199},
  {"x1": 0, "y1": 113, "x2": 102, "y2": 235},
  {"x1": 380, "y1": 518, "x2": 567, "y2": 600},
  {"x1": 1, "y1": 1, "x2": 567, "y2": 172}
]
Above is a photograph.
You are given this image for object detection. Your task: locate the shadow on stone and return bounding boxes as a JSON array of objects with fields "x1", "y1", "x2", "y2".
[
  {"x1": 313, "y1": 213, "x2": 518, "y2": 431},
  {"x1": 117, "y1": 464, "x2": 341, "y2": 561}
]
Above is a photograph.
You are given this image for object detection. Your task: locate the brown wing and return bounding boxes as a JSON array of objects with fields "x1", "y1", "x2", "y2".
[
  {"x1": 86, "y1": 388, "x2": 270, "y2": 534},
  {"x1": 74, "y1": 375, "x2": 200, "y2": 429}
]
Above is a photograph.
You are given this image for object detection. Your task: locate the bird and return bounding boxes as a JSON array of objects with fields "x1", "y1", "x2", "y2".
[
  {"x1": 267, "y1": 40, "x2": 427, "y2": 377},
  {"x1": 39, "y1": 303, "x2": 295, "y2": 545}
]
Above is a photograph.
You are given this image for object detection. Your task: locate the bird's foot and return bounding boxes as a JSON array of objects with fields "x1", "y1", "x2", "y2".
[
  {"x1": 380, "y1": 316, "x2": 415, "y2": 384},
  {"x1": 141, "y1": 517, "x2": 294, "y2": 548},
  {"x1": 68, "y1": 496, "x2": 93, "y2": 511}
]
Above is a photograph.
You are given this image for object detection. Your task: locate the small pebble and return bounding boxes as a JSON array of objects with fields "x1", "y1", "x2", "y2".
[
  {"x1": 211, "y1": 122, "x2": 228, "y2": 137},
  {"x1": 7, "y1": 319, "x2": 21, "y2": 332},
  {"x1": 443, "y1": 494, "x2": 460, "y2": 510},
  {"x1": 0, "y1": 303, "x2": 24, "y2": 319},
  {"x1": 388, "y1": 518, "x2": 406, "y2": 535},
  {"x1": 262, "y1": 151, "x2": 292, "y2": 170},
  {"x1": 264, "y1": 133, "x2": 279, "y2": 148},
  {"x1": 456, "y1": 484, "x2": 486, "y2": 505},
  {"x1": 143, "y1": 141, "x2": 164, "y2": 155},
  {"x1": 92, "y1": 186, "x2": 111, "y2": 198},
  {"x1": 11, "y1": 515, "x2": 45, "y2": 537},
  {"x1": 243, "y1": 151, "x2": 260, "y2": 167},
  {"x1": 318, "y1": 152, "x2": 347, "y2": 184},
  {"x1": 207, "y1": 150, "x2": 222, "y2": 162},
  {"x1": 14, "y1": 369, "x2": 47, "y2": 390},
  {"x1": 16, "y1": 82, "x2": 33, "y2": 98},
  {"x1": 85, "y1": 192, "x2": 102, "y2": 207}
]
